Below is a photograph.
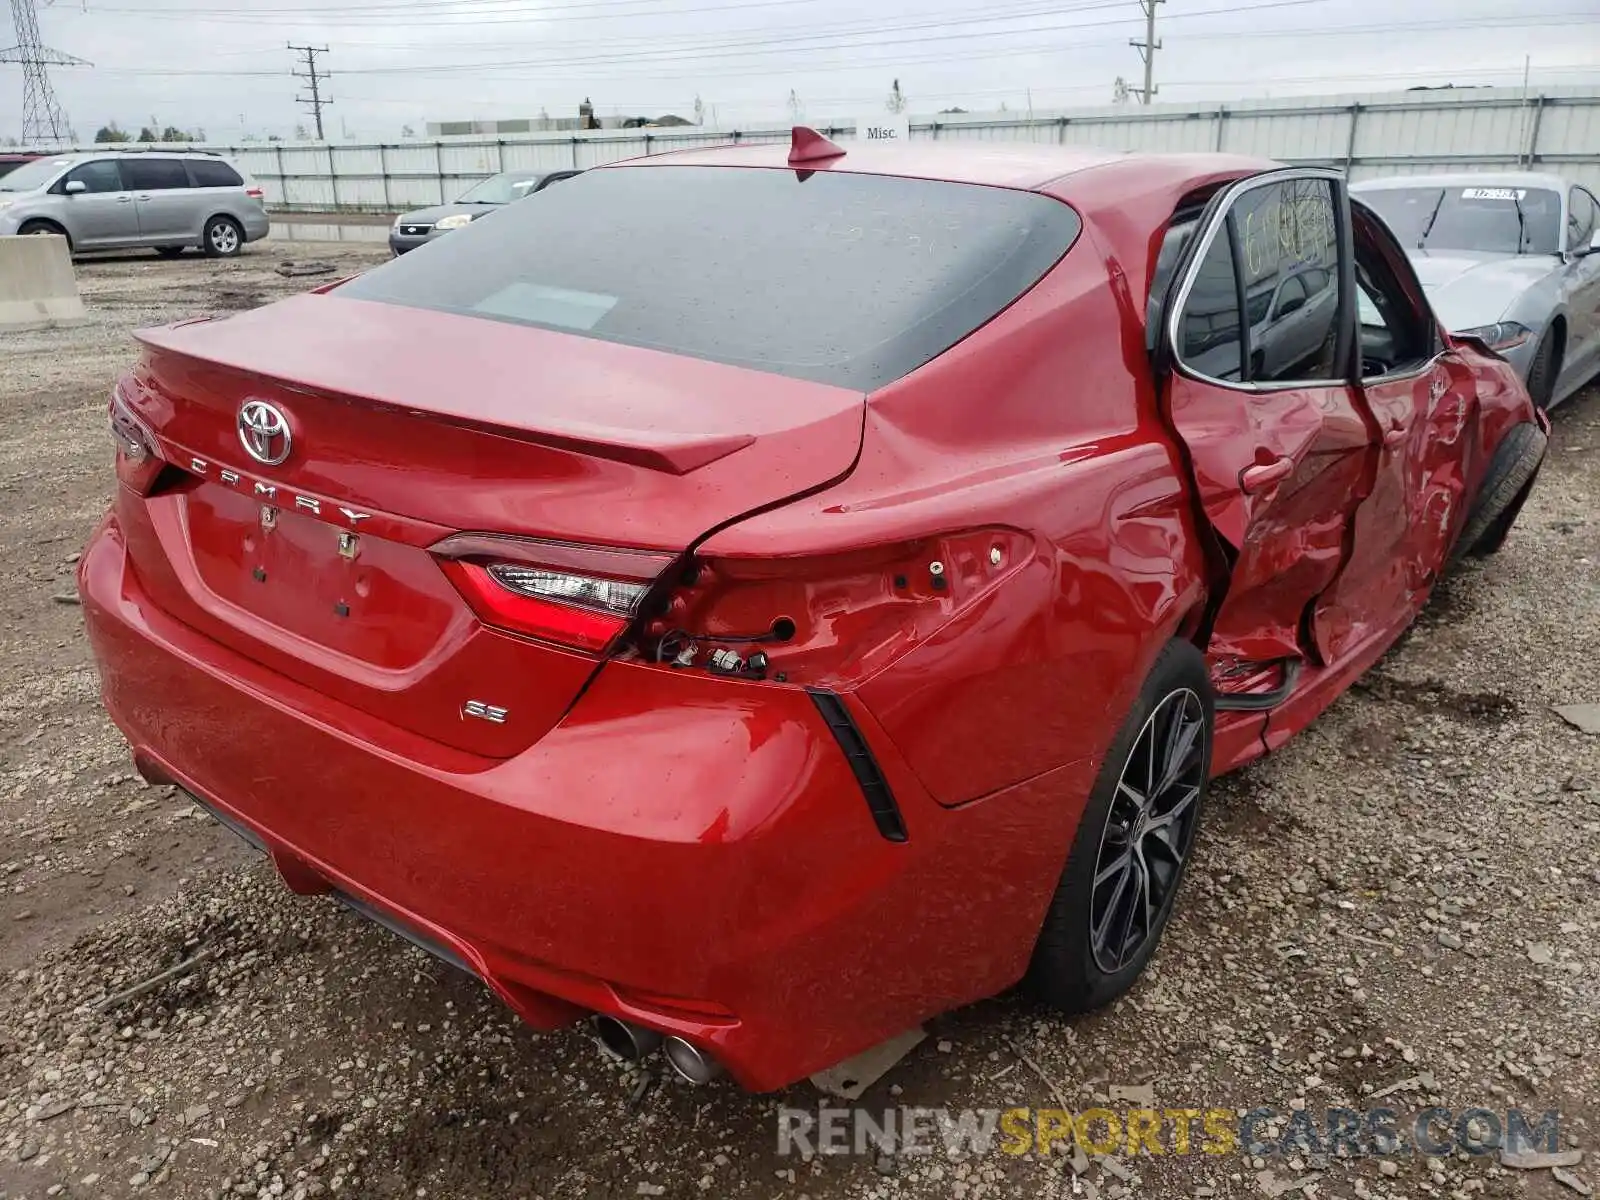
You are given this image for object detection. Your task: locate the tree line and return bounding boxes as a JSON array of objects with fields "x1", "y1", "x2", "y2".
[{"x1": 93, "y1": 121, "x2": 204, "y2": 144}]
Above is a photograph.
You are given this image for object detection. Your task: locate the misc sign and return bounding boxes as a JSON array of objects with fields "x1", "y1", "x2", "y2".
[{"x1": 857, "y1": 116, "x2": 910, "y2": 143}]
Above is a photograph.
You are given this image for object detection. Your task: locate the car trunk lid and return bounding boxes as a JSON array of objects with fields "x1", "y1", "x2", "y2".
[{"x1": 119, "y1": 293, "x2": 865, "y2": 757}]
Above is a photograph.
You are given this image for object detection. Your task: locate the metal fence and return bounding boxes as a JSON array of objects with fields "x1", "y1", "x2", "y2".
[{"x1": 72, "y1": 85, "x2": 1600, "y2": 213}]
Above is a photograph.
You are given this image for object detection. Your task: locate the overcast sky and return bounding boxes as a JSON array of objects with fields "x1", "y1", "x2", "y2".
[{"x1": 7, "y1": 0, "x2": 1600, "y2": 142}]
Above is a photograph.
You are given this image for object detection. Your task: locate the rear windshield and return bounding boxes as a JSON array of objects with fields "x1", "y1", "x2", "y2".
[
  {"x1": 340, "y1": 165, "x2": 1082, "y2": 390},
  {"x1": 1359, "y1": 185, "x2": 1562, "y2": 255}
]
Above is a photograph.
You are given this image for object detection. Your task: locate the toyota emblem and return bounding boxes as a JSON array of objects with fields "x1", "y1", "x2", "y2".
[{"x1": 237, "y1": 400, "x2": 292, "y2": 466}]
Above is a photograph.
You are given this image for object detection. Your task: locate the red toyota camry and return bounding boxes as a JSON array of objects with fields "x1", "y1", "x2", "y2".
[{"x1": 79, "y1": 130, "x2": 1547, "y2": 1092}]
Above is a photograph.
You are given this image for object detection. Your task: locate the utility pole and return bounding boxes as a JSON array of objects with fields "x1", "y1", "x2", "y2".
[
  {"x1": 1, "y1": 0, "x2": 90, "y2": 146},
  {"x1": 288, "y1": 42, "x2": 331, "y2": 140},
  {"x1": 1129, "y1": 0, "x2": 1163, "y2": 105}
]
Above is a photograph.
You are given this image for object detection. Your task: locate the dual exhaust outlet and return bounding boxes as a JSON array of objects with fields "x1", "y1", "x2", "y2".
[{"x1": 593, "y1": 1015, "x2": 721, "y2": 1085}]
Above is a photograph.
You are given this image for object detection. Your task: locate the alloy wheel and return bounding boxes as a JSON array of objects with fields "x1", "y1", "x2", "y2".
[
  {"x1": 211, "y1": 222, "x2": 240, "y2": 254},
  {"x1": 1088, "y1": 687, "x2": 1206, "y2": 973}
]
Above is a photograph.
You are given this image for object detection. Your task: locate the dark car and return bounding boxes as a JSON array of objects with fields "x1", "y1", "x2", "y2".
[
  {"x1": 82, "y1": 131, "x2": 1546, "y2": 1093},
  {"x1": 0, "y1": 152, "x2": 43, "y2": 180},
  {"x1": 389, "y1": 168, "x2": 580, "y2": 254}
]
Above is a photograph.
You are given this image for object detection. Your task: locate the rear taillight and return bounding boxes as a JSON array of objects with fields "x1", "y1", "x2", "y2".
[
  {"x1": 648, "y1": 529, "x2": 1034, "y2": 688},
  {"x1": 109, "y1": 383, "x2": 166, "y2": 495},
  {"x1": 432, "y1": 534, "x2": 674, "y2": 653},
  {"x1": 245, "y1": 187, "x2": 264, "y2": 200}
]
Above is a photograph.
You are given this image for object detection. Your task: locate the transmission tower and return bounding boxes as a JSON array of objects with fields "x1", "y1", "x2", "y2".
[
  {"x1": 289, "y1": 43, "x2": 331, "y2": 140},
  {"x1": 1128, "y1": 0, "x2": 1164, "y2": 105},
  {"x1": 1, "y1": 0, "x2": 89, "y2": 146}
]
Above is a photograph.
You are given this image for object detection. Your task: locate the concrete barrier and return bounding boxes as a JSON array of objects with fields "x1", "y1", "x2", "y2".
[{"x1": 0, "y1": 234, "x2": 88, "y2": 332}]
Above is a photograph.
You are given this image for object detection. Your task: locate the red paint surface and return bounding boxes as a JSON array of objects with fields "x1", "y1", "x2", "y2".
[{"x1": 80, "y1": 148, "x2": 1540, "y2": 1090}]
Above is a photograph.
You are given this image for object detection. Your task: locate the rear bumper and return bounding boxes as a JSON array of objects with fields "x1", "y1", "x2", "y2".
[
  {"x1": 242, "y1": 210, "x2": 270, "y2": 243},
  {"x1": 78, "y1": 513, "x2": 1090, "y2": 1090}
]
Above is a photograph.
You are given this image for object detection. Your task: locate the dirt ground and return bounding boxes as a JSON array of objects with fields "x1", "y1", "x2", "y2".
[{"x1": 1, "y1": 240, "x2": 1597, "y2": 1200}]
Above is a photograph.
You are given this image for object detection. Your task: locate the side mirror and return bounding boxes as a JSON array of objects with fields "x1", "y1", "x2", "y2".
[{"x1": 63, "y1": 179, "x2": 87, "y2": 195}]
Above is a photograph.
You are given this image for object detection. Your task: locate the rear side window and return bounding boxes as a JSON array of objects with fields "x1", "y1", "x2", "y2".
[
  {"x1": 339, "y1": 166, "x2": 1082, "y2": 390},
  {"x1": 1180, "y1": 233, "x2": 1246, "y2": 381},
  {"x1": 186, "y1": 158, "x2": 244, "y2": 188},
  {"x1": 122, "y1": 158, "x2": 190, "y2": 191},
  {"x1": 1230, "y1": 179, "x2": 1341, "y2": 383},
  {"x1": 63, "y1": 160, "x2": 124, "y2": 193},
  {"x1": 1174, "y1": 177, "x2": 1343, "y2": 386}
]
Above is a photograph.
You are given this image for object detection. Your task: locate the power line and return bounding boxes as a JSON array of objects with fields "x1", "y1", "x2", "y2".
[
  {"x1": 80, "y1": 0, "x2": 1171, "y2": 58},
  {"x1": 288, "y1": 41, "x2": 331, "y2": 138},
  {"x1": 93, "y1": 0, "x2": 815, "y2": 16},
  {"x1": 1129, "y1": 0, "x2": 1163, "y2": 104},
  {"x1": 86, "y1": 10, "x2": 1600, "y2": 76},
  {"x1": 78, "y1": 0, "x2": 1122, "y2": 27},
  {"x1": 0, "y1": 0, "x2": 90, "y2": 144},
  {"x1": 243, "y1": 0, "x2": 1338, "y2": 77}
]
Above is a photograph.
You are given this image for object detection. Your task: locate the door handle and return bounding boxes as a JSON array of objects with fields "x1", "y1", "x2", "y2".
[
  {"x1": 1383, "y1": 422, "x2": 1407, "y2": 448},
  {"x1": 116, "y1": 195, "x2": 133, "y2": 203},
  {"x1": 135, "y1": 193, "x2": 152, "y2": 201},
  {"x1": 1241, "y1": 457, "x2": 1294, "y2": 494}
]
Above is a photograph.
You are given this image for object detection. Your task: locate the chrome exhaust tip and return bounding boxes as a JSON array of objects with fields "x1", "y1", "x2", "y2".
[
  {"x1": 593, "y1": 1015, "x2": 662, "y2": 1061},
  {"x1": 662, "y1": 1035, "x2": 722, "y2": 1085}
]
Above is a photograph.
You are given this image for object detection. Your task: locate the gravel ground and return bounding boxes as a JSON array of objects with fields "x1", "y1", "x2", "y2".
[{"x1": 1, "y1": 242, "x2": 1597, "y2": 1200}]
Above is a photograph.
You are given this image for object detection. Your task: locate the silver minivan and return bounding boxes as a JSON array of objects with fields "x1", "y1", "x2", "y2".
[{"x1": 0, "y1": 150, "x2": 270, "y2": 257}]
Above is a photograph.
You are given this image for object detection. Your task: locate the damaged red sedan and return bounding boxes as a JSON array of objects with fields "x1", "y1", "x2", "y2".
[{"x1": 80, "y1": 130, "x2": 1547, "y2": 1091}]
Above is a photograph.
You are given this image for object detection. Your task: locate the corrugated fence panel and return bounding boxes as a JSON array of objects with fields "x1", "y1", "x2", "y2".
[
  {"x1": 639, "y1": 131, "x2": 734, "y2": 152},
  {"x1": 497, "y1": 140, "x2": 585, "y2": 171},
  {"x1": 574, "y1": 137, "x2": 654, "y2": 169},
  {"x1": 1354, "y1": 100, "x2": 1525, "y2": 165},
  {"x1": 437, "y1": 142, "x2": 501, "y2": 175},
  {"x1": 232, "y1": 147, "x2": 277, "y2": 182},
  {"x1": 1224, "y1": 108, "x2": 1351, "y2": 162},
  {"x1": 1538, "y1": 100, "x2": 1600, "y2": 165},
  {"x1": 140, "y1": 86, "x2": 1598, "y2": 212},
  {"x1": 1351, "y1": 162, "x2": 1473, "y2": 179},
  {"x1": 937, "y1": 121, "x2": 1054, "y2": 144},
  {"x1": 1070, "y1": 115, "x2": 1216, "y2": 153},
  {"x1": 274, "y1": 145, "x2": 328, "y2": 177}
]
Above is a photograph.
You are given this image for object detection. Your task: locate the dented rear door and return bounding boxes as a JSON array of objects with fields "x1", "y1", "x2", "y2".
[{"x1": 1157, "y1": 170, "x2": 1375, "y2": 701}]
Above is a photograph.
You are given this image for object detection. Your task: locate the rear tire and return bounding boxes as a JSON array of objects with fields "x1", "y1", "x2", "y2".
[
  {"x1": 203, "y1": 216, "x2": 243, "y2": 258},
  {"x1": 1027, "y1": 639, "x2": 1214, "y2": 1013},
  {"x1": 1523, "y1": 328, "x2": 1558, "y2": 410},
  {"x1": 1454, "y1": 422, "x2": 1547, "y2": 561}
]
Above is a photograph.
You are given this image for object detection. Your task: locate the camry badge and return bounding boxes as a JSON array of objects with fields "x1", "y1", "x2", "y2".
[{"x1": 238, "y1": 400, "x2": 292, "y2": 466}]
